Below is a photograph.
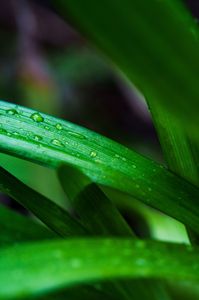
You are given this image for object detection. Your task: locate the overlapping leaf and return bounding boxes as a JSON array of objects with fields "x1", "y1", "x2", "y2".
[{"x1": 0, "y1": 101, "x2": 199, "y2": 233}]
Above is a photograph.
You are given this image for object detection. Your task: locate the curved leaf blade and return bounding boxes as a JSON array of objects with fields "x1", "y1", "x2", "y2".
[
  {"x1": 0, "y1": 204, "x2": 56, "y2": 246},
  {"x1": 0, "y1": 238, "x2": 199, "y2": 299},
  {"x1": 54, "y1": 0, "x2": 199, "y2": 135},
  {"x1": 0, "y1": 167, "x2": 86, "y2": 237},
  {"x1": 1, "y1": 101, "x2": 199, "y2": 233}
]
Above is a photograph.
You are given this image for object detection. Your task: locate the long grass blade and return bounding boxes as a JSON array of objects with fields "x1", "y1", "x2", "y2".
[
  {"x1": 0, "y1": 238, "x2": 199, "y2": 299},
  {"x1": 0, "y1": 204, "x2": 55, "y2": 246},
  {"x1": 0, "y1": 167, "x2": 86, "y2": 237},
  {"x1": 0, "y1": 101, "x2": 199, "y2": 233}
]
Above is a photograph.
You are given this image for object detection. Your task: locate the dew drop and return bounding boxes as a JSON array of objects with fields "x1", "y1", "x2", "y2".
[
  {"x1": 132, "y1": 164, "x2": 136, "y2": 169},
  {"x1": 56, "y1": 123, "x2": 62, "y2": 130},
  {"x1": 115, "y1": 154, "x2": 120, "y2": 158},
  {"x1": 34, "y1": 135, "x2": 42, "y2": 142},
  {"x1": 51, "y1": 139, "x2": 63, "y2": 147},
  {"x1": 13, "y1": 132, "x2": 19, "y2": 136},
  {"x1": 122, "y1": 157, "x2": 127, "y2": 161},
  {"x1": 31, "y1": 112, "x2": 44, "y2": 123},
  {"x1": 90, "y1": 151, "x2": 97, "y2": 158},
  {"x1": 67, "y1": 131, "x2": 85, "y2": 139},
  {"x1": 95, "y1": 159, "x2": 102, "y2": 164},
  {"x1": 6, "y1": 109, "x2": 18, "y2": 115},
  {"x1": 45, "y1": 126, "x2": 50, "y2": 130}
]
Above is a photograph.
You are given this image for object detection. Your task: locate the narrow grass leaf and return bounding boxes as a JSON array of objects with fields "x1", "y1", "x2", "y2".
[
  {"x1": 59, "y1": 165, "x2": 170, "y2": 300},
  {"x1": 1, "y1": 101, "x2": 199, "y2": 233},
  {"x1": 58, "y1": 164, "x2": 134, "y2": 237},
  {"x1": 0, "y1": 167, "x2": 86, "y2": 237},
  {"x1": 0, "y1": 204, "x2": 55, "y2": 246},
  {"x1": 1, "y1": 238, "x2": 199, "y2": 299}
]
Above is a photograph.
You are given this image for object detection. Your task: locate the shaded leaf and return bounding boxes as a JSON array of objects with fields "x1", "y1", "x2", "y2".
[
  {"x1": 0, "y1": 204, "x2": 55, "y2": 246},
  {"x1": 0, "y1": 167, "x2": 86, "y2": 237}
]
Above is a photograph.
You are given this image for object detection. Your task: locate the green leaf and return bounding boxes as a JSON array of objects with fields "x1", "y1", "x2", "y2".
[
  {"x1": 59, "y1": 165, "x2": 170, "y2": 300},
  {"x1": 0, "y1": 238, "x2": 199, "y2": 299},
  {"x1": 1, "y1": 101, "x2": 199, "y2": 233},
  {"x1": 58, "y1": 165, "x2": 134, "y2": 237},
  {"x1": 0, "y1": 168, "x2": 115, "y2": 299},
  {"x1": 0, "y1": 167, "x2": 86, "y2": 237},
  {"x1": 0, "y1": 204, "x2": 55, "y2": 246},
  {"x1": 148, "y1": 101, "x2": 199, "y2": 244},
  {"x1": 53, "y1": 0, "x2": 199, "y2": 136},
  {"x1": 149, "y1": 102, "x2": 199, "y2": 187}
]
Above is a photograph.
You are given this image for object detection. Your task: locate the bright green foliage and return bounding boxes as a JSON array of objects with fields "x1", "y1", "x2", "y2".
[
  {"x1": 1, "y1": 238, "x2": 199, "y2": 299},
  {"x1": 1, "y1": 0, "x2": 199, "y2": 299},
  {"x1": 0, "y1": 101, "x2": 199, "y2": 235}
]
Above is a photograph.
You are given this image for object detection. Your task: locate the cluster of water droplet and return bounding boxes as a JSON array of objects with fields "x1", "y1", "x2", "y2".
[{"x1": 3, "y1": 108, "x2": 135, "y2": 164}]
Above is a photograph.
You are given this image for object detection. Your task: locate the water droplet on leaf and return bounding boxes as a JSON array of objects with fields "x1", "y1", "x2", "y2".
[
  {"x1": 7, "y1": 109, "x2": 18, "y2": 115},
  {"x1": 51, "y1": 139, "x2": 62, "y2": 147},
  {"x1": 31, "y1": 113, "x2": 44, "y2": 123},
  {"x1": 90, "y1": 151, "x2": 97, "y2": 158},
  {"x1": 56, "y1": 123, "x2": 62, "y2": 130},
  {"x1": 34, "y1": 135, "x2": 42, "y2": 142},
  {"x1": 67, "y1": 131, "x2": 85, "y2": 139}
]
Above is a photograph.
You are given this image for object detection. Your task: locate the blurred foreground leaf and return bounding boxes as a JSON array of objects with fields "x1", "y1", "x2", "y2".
[{"x1": 0, "y1": 238, "x2": 199, "y2": 299}]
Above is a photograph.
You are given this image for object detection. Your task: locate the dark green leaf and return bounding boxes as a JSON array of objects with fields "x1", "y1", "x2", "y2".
[
  {"x1": 0, "y1": 167, "x2": 86, "y2": 237},
  {"x1": 0, "y1": 204, "x2": 55, "y2": 246}
]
